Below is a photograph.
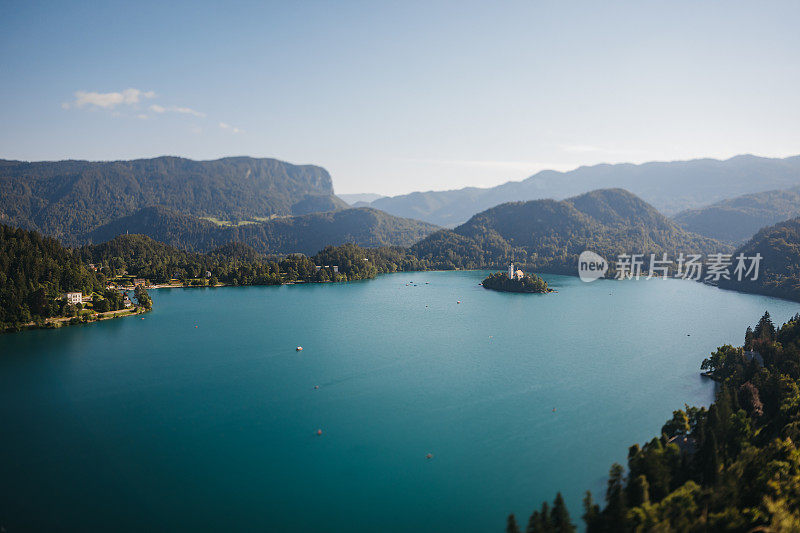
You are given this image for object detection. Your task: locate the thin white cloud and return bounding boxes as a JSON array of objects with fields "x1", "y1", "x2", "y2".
[
  {"x1": 172, "y1": 106, "x2": 205, "y2": 118},
  {"x1": 219, "y1": 121, "x2": 241, "y2": 133},
  {"x1": 64, "y1": 88, "x2": 156, "y2": 109},
  {"x1": 62, "y1": 87, "x2": 221, "y2": 126},
  {"x1": 149, "y1": 104, "x2": 205, "y2": 118}
]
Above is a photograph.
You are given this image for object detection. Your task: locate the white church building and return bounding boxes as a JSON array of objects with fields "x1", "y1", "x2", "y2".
[{"x1": 507, "y1": 263, "x2": 524, "y2": 280}]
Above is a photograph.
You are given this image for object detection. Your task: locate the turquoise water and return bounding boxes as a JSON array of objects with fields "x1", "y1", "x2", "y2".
[{"x1": 1, "y1": 271, "x2": 798, "y2": 531}]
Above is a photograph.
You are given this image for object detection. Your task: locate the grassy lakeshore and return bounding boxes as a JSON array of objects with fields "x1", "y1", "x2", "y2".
[{"x1": 8, "y1": 305, "x2": 151, "y2": 334}]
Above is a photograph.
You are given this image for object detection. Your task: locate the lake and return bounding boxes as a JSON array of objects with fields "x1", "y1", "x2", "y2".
[{"x1": 1, "y1": 271, "x2": 798, "y2": 531}]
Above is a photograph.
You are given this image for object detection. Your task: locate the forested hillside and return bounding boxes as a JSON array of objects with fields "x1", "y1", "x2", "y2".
[
  {"x1": 674, "y1": 187, "x2": 800, "y2": 243},
  {"x1": 79, "y1": 234, "x2": 426, "y2": 286},
  {"x1": 0, "y1": 224, "x2": 427, "y2": 332},
  {"x1": 717, "y1": 217, "x2": 800, "y2": 302},
  {"x1": 86, "y1": 206, "x2": 439, "y2": 255},
  {"x1": 0, "y1": 224, "x2": 104, "y2": 330},
  {"x1": 512, "y1": 312, "x2": 800, "y2": 531},
  {"x1": 412, "y1": 189, "x2": 724, "y2": 273},
  {"x1": 0, "y1": 156, "x2": 347, "y2": 243},
  {"x1": 369, "y1": 154, "x2": 800, "y2": 226}
]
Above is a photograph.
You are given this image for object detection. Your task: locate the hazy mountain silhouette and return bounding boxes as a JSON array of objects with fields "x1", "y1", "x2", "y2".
[{"x1": 367, "y1": 154, "x2": 800, "y2": 226}]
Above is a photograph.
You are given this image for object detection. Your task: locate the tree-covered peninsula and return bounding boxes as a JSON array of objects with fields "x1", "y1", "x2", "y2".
[
  {"x1": 0, "y1": 224, "x2": 426, "y2": 332},
  {"x1": 1, "y1": 224, "x2": 108, "y2": 331},
  {"x1": 509, "y1": 311, "x2": 800, "y2": 531},
  {"x1": 482, "y1": 271, "x2": 551, "y2": 293}
]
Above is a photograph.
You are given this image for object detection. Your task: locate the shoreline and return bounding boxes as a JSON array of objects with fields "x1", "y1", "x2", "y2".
[
  {"x1": 6, "y1": 268, "x2": 795, "y2": 334},
  {"x1": 5, "y1": 306, "x2": 151, "y2": 334},
  {"x1": 113, "y1": 267, "x2": 800, "y2": 305}
]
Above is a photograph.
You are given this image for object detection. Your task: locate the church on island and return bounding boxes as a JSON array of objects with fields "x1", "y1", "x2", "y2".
[{"x1": 507, "y1": 263, "x2": 525, "y2": 280}]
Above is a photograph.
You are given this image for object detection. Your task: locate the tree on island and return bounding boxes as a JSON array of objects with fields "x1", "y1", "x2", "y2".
[{"x1": 482, "y1": 271, "x2": 550, "y2": 293}]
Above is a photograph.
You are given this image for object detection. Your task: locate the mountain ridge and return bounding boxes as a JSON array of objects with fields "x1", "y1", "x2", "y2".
[
  {"x1": 0, "y1": 155, "x2": 348, "y2": 243},
  {"x1": 411, "y1": 188, "x2": 726, "y2": 273},
  {"x1": 367, "y1": 154, "x2": 800, "y2": 226},
  {"x1": 673, "y1": 186, "x2": 800, "y2": 243}
]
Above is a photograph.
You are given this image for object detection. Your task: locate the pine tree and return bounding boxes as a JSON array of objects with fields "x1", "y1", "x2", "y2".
[
  {"x1": 526, "y1": 502, "x2": 556, "y2": 533},
  {"x1": 526, "y1": 509, "x2": 541, "y2": 533},
  {"x1": 628, "y1": 474, "x2": 650, "y2": 508},
  {"x1": 754, "y1": 311, "x2": 775, "y2": 341},
  {"x1": 507, "y1": 514, "x2": 521, "y2": 533},
  {"x1": 603, "y1": 463, "x2": 628, "y2": 529},
  {"x1": 539, "y1": 501, "x2": 554, "y2": 532},
  {"x1": 744, "y1": 326, "x2": 754, "y2": 350},
  {"x1": 551, "y1": 492, "x2": 576, "y2": 533},
  {"x1": 581, "y1": 491, "x2": 602, "y2": 533}
]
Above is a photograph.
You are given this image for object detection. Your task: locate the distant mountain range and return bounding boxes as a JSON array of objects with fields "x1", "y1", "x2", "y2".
[
  {"x1": 363, "y1": 155, "x2": 800, "y2": 227},
  {"x1": 338, "y1": 193, "x2": 386, "y2": 206},
  {"x1": 0, "y1": 156, "x2": 348, "y2": 244},
  {"x1": 410, "y1": 188, "x2": 724, "y2": 273},
  {"x1": 86, "y1": 205, "x2": 439, "y2": 255},
  {"x1": 5, "y1": 153, "x2": 799, "y2": 262},
  {"x1": 673, "y1": 186, "x2": 800, "y2": 243}
]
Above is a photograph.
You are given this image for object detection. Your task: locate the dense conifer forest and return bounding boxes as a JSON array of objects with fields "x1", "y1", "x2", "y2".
[{"x1": 0, "y1": 224, "x2": 104, "y2": 330}]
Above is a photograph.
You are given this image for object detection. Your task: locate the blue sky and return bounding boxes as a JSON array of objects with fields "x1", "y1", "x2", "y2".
[{"x1": 1, "y1": 1, "x2": 799, "y2": 195}]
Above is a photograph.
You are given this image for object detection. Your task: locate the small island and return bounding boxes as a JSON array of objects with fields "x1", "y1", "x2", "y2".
[{"x1": 482, "y1": 264, "x2": 552, "y2": 293}]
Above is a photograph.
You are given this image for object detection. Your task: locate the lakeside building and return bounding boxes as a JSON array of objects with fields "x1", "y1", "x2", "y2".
[
  {"x1": 133, "y1": 278, "x2": 147, "y2": 287},
  {"x1": 64, "y1": 292, "x2": 83, "y2": 304}
]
